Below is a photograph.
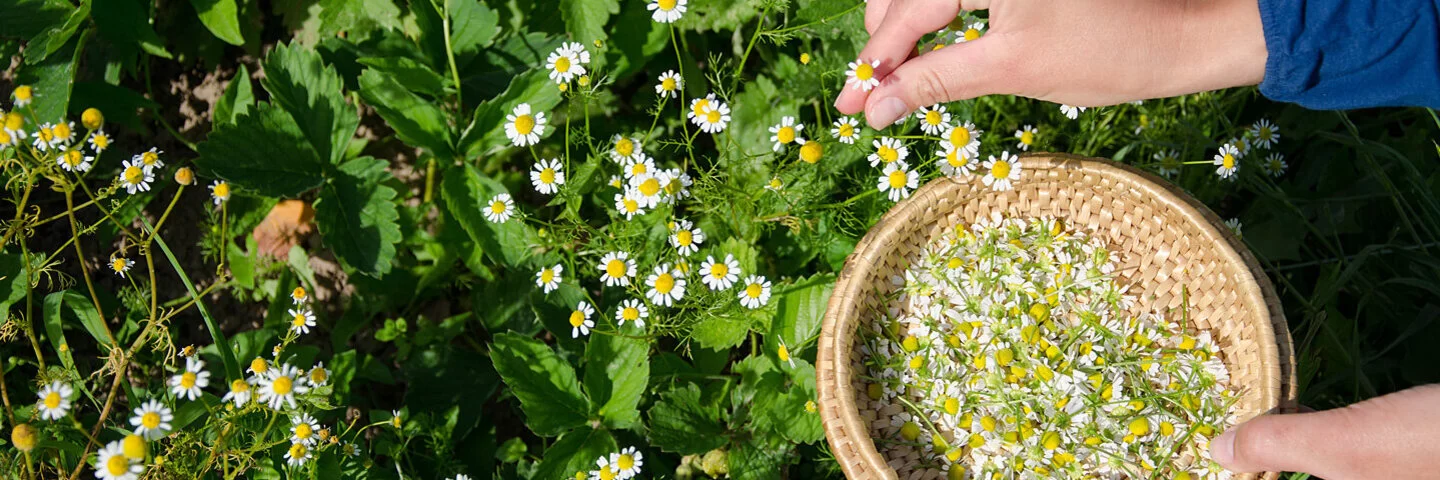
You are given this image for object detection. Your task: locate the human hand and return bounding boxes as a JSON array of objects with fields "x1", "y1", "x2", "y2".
[
  {"x1": 834, "y1": 0, "x2": 1269, "y2": 130},
  {"x1": 1209, "y1": 384, "x2": 1440, "y2": 479}
]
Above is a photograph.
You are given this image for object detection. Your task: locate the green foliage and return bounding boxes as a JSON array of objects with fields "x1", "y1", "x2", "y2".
[
  {"x1": 189, "y1": 0, "x2": 245, "y2": 46},
  {"x1": 314, "y1": 157, "x2": 403, "y2": 276},
  {"x1": 583, "y1": 332, "x2": 649, "y2": 428},
  {"x1": 490, "y1": 333, "x2": 590, "y2": 436},
  {"x1": 261, "y1": 42, "x2": 358, "y2": 165},
  {"x1": 647, "y1": 384, "x2": 728, "y2": 454},
  {"x1": 195, "y1": 103, "x2": 327, "y2": 197}
]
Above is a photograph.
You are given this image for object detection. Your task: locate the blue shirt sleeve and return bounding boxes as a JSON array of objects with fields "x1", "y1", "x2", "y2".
[{"x1": 1257, "y1": 0, "x2": 1440, "y2": 109}]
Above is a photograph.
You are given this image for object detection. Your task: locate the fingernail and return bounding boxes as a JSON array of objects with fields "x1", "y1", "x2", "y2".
[
  {"x1": 869, "y1": 97, "x2": 908, "y2": 129},
  {"x1": 1210, "y1": 430, "x2": 1236, "y2": 466}
]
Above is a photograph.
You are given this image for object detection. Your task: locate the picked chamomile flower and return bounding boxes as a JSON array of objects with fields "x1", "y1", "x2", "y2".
[
  {"x1": 654, "y1": 70, "x2": 683, "y2": 99},
  {"x1": 1213, "y1": 143, "x2": 1241, "y2": 179},
  {"x1": 1014, "y1": 125, "x2": 1038, "y2": 151},
  {"x1": 937, "y1": 143, "x2": 977, "y2": 177},
  {"x1": 130, "y1": 399, "x2": 174, "y2": 440},
  {"x1": 697, "y1": 101, "x2": 732, "y2": 134},
  {"x1": 614, "y1": 188, "x2": 647, "y2": 220},
  {"x1": 1059, "y1": 104, "x2": 1086, "y2": 120},
  {"x1": 484, "y1": 193, "x2": 515, "y2": 223},
  {"x1": 613, "y1": 446, "x2": 644, "y2": 478},
  {"x1": 209, "y1": 180, "x2": 232, "y2": 206},
  {"x1": 110, "y1": 255, "x2": 135, "y2": 278},
  {"x1": 916, "y1": 105, "x2": 952, "y2": 136},
  {"x1": 259, "y1": 363, "x2": 310, "y2": 410},
  {"x1": 831, "y1": 116, "x2": 860, "y2": 144},
  {"x1": 12, "y1": 85, "x2": 33, "y2": 107},
  {"x1": 599, "y1": 251, "x2": 638, "y2": 287},
  {"x1": 958, "y1": 22, "x2": 985, "y2": 42},
  {"x1": 568, "y1": 301, "x2": 596, "y2": 338},
  {"x1": 687, "y1": 94, "x2": 718, "y2": 129},
  {"x1": 797, "y1": 138, "x2": 825, "y2": 164},
  {"x1": 546, "y1": 43, "x2": 588, "y2": 84},
  {"x1": 1249, "y1": 119, "x2": 1280, "y2": 149},
  {"x1": 222, "y1": 379, "x2": 253, "y2": 408},
  {"x1": 169, "y1": 357, "x2": 211, "y2": 401},
  {"x1": 1263, "y1": 153, "x2": 1288, "y2": 177},
  {"x1": 981, "y1": 151, "x2": 1022, "y2": 191},
  {"x1": 609, "y1": 134, "x2": 644, "y2": 163},
  {"x1": 288, "y1": 307, "x2": 317, "y2": 335},
  {"x1": 878, "y1": 161, "x2": 919, "y2": 202},
  {"x1": 135, "y1": 147, "x2": 164, "y2": 172},
  {"x1": 645, "y1": 263, "x2": 686, "y2": 307},
  {"x1": 699, "y1": 254, "x2": 740, "y2": 291},
  {"x1": 648, "y1": 0, "x2": 686, "y2": 23},
  {"x1": 504, "y1": 103, "x2": 546, "y2": 147},
  {"x1": 1225, "y1": 218, "x2": 1243, "y2": 238},
  {"x1": 36, "y1": 381, "x2": 74, "y2": 421},
  {"x1": 307, "y1": 363, "x2": 329, "y2": 387},
  {"x1": 57, "y1": 148, "x2": 93, "y2": 173},
  {"x1": 622, "y1": 153, "x2": 655, "y2": 179},
  {"x1": 292, "y1": 413, "x2": 321, "y2": 446},
  {"x1": 845, "y1": 58, "x2": 882, "y2": 92},
  {"x1": 536, "y1": 264, "x2": 563, "y2": 293},
  {"x1": 285, "y1": 442, "x2": 313, "y2": 466},
  {"x1": 669, "y1": 219, "x2": 705, "y2": 256},
  {"x1": 768, "y1": 116, "x2": 805, "y2": 152},
  {"x1": 629, "y1": 172, "x2": 666, "y2": 208},
  {"x1": 530, "y1": 158, "x2": 566, "y2": 195},
  {"x1": 868, "y1": 136, "x2": 909, "y2": 167},
  {"x1": 1154, "y1": 150, "x2": 1182, "y2": 178},
  {"x1": 117, "y1": 159, "x2": 154, "y2": 195},
  {"x1": 738, "y1": 275, "x2": 772, "y2": 309},
  {"x1": 615, "y1": 298, "x2": 650, "y2": 328},
  {"x1": 95, "y1": 440, "x2": 144, "y2": 480}
]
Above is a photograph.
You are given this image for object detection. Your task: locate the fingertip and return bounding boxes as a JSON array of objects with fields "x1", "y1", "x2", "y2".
[
  {"x1": 834, "y1": 88, "x2": 869, "y2": 116},
  {"x1": 1210, "y1": 429, "x2": 1237, "y2": 469}
]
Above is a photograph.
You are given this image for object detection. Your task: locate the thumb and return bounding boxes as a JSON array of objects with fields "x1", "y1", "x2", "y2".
[
  {"x1": 1208, "y1": 408, "x2": 1351, "y2": 476},
  {"x1": 861, "y1": 37, "x2": 1012, "y2": 129}
]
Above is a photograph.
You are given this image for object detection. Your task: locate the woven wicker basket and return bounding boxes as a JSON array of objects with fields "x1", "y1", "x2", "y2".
[{"x1": 817, "y1": 153, "x2": 1297, "y2": 480}]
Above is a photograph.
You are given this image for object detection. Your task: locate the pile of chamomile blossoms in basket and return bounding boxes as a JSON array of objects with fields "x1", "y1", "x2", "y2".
[{"x1": 857, "y1": 215, "x2": 1238, "y2": 480}]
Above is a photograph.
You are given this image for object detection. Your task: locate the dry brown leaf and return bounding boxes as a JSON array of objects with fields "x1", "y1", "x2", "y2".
[{"x1": 252, "y1": 199, "x2": 315, "y2": 258}]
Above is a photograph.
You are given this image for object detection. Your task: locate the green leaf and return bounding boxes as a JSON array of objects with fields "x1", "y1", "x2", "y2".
[
  {"x1": 561, "y1": 0, "x2": 619, "y2": 47},
  {"x1": 648, "y1": 383, "x2": 728, "y2": 454},
  {"x1": 13, "y1": 34, "x2": 78, "y2": 122},
  {"x1": 445, "y1": 0, "x2": 500, "y2": 56},
  {"x1": 21, "y1": 0, "x2": 86, "y2": 64},
  {"x1": 213, "y1": 64, "x2": 254, "y2": 127},
  {"x1": 194, "y1": 102, "x2": 327, "y2": 197},
  {"x1": 729, "y1": 432, "x2": 792, "y2": 480},
  {"x1": 71, "y1": 81, "x2": 159, "y2": 133},
  {"x1": 460, "y1": 70, "x2": 563, "y2": 158},
  {"x1": 770, "y1": 274, "x2": 833, "y2": 347},
  {"x1": 691, "y1": 310, "x2": 755, "y2": 350},
  {"x1": 145, "y1": 219, "x2": 243, "y2": 382},
  {"x1": 440, "y1": 165, "x2": 540, "y2": 268},
  {"x1": 605, "y1": 0, "x2": 670, "y2": 80},
  {"x1": 90, "y1": 0, "x2": 173, "y2": 59},
  {"x1": 190, "y1": 0, "x2": 245, "y2": 45},
  {"x1": 261, "y1": 42, "x2": 359, "y2": 164},
  {"x1": 490, "y1": 333, "x2": 590, "y2": 436},
  {"x1": 314, "y1": 157, "x2": 402, "y2": 277},
  {"x1": 317, "y1": 0, "x2": 402, "y2": 40},
  {"x1": 42, "y1": 290, "x2": 110, "y2": 358},
  {"x1": 357, "y1": 56, "x2": 448, "y2": 97},
  {"x1": 584, "y1": 333, "x2": 649, "y2": 428},
  {"x1": 357, "y1": 68, "x2": 452, "y2": 157},
  {"x1": 532, "y1": 426, "x2": 616, "y2": 480},
  {"x1": 0, "y1": 0, "x2": 70, "y2": 40},
  {"x1": 0, "y1": 253, "x2": 30, "y2": 314},
  {"x1": 753, "y1": 361, "x2": 823, "y2": 444}
]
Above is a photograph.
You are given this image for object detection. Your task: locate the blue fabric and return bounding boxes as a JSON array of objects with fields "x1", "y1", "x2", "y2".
[{"x1": 1257, "y1": 0, "x2": 1440, "y2": 109}]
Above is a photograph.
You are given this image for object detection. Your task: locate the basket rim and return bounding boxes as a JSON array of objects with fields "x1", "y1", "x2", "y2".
[{"x1": 815, "y1": 153, "x2": 1297, "y2": 480}]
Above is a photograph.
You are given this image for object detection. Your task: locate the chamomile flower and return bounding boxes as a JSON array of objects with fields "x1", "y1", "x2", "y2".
[
  {"x1": 660, "y1": 168, "x2": 693, "y2": 201},
  {"x1": 258, "y1": 364, "x2": 310, "y2": 410},
  {"x1": 698, "y1": 101, "x2": 732, "y2": 134},
  {"x1": 3, "y1": 111, "x2": 26, "y2": 139},
  {"x1": 1225, "y1": 218, "x2": 1243, "y2": 238},
  {"x1": 797, "y1": 138, "x2": 824, "y2": 164},
  {"x1": 591, "y1": 455, "x2": 621, "y2": 480},
  {"x1": 536, "y1": 264, "x2": 563, "y2": 293},
  {"x1": 669, "y1": 219, "x2": 705, "y2": 255},
  {"x1": 768, "y1": 116, "x2": 805, "y2": 152},
  {"x1": 777, "y1": 339, "x2": 795, "y2": 368},
  {"x1": 937, "y1": 143, "x2": 976, "y2": 177},
  {"x1": 1263, "y1": 153, "x2": 1288, "y2": 177},
  {"x1": 613, "y1": 447, "x2": 644, "y2": 478},
  {"x1": 957, "y1": 22, "x2": 985, "y2": 42},
  {"x1": 49, "y1": 120, "x2": 75, "y2": 146},
  {"x1": 916, "y1": 105, "x2": 951, "y2": 135},
  {"x1": 622, "y1": 154, "x2": 655, "y2": 179},
  {"x1": 765, "y1": 176, "x2": 784, "y2": 192},
  {"x1": 831, "y1": 116, "x2": 860, "y2": 144},
  {"x1": 1154, "y1": 150, "x2": 1181, "y2": 178},
  {"x1": 569, "y1": 301, "x2": 596, "y2": 338},
  {"x1": 609, "y1": 135, "x2": 644, "y2": 163},
  {"x1": 845, "y1": 58, "x2": 882, "y2": 92},
  {"x1": 614, "y1": 188, "x2": 647, "y2": 220},
  {"x1": 687, "y1": 94, "x2": 718, "y2": 129},
  {"x1": 1249, "y1": 119, "x2": 1280, "y2": 149},
  {"x1": 81, "y1": 108, "x2": 103, "y2": 130},
  {"x1": 645, "y1": 264, "x2": 686, "y2": 307},
  {"x1": 12, "y1": 85, "x2": 33, "y2": 107},
  {"x1": 648, "y1": 0, "x2": 686, "y2": 23},
  {"x1": 291, "y1": 286, "x2": 308, "y2": 305},
  {"x1": 110, "y1": 256, "x2": 134, "y2": 278},
  {"x1": 285, "y1": 441, "x2": 313, "y2": 466},
  {"x1": 869, "y1": 137, "x2": 909, "y2": 167},
  {"x1": 95, "y1": 441, "x2": 143, "y2": 480},
  {"x1": 31, "y1": 124, "x2": 55, "y2": 152},
  {"x1": 615, "y1": 299, "x2": 650, "y2": 328},
  {"x1": 222, "y1": 379, "x2": 253, "y2": 408},
  {"x1": 599, "y1": 252, "x2": 637, "y2": 287},
  {"x1": 292, "y1": 413, "x2": 321, "y2": 446},
  {"x1": 1059, "y1": 104, "x2": 1086, "y2": 120},
  {"x1": 531, "y1": 158, "x2": 566, "y2": 195},
  {"x1": 699, "y1": 254, "x2": 740, "y2": 291},
  {"x1": 135, "y1": 147, "x2": 164, "y2": 172},
  {"x1": 36, "y1": 381, "x2": 73, "y2": 421},
  {"x1": 655, "y1": 70, "x2": 683, "y2": 98},
  {"x1": 484, "y1": 193, "x2": 515, "y2": 223},
  {"x1": 247, "y1": 356, "x2": 271, "y2": 377},
  {"x1": 169, "y1": 357, "x2": 210, "y2": 401},
  {"x1": 546, "y1": 45, "x2": 587, "y2": 84},
  {"x1": 1213, "y1": 143, "x2": 1241, "y2": 179},
  {"x1": 1014, "y1": 125, "x2": 1038, "y2": 151},
  {"x1": 981, "y1": 151, "x2": 1022, "y2": 191},
  {"x1": 130, "y1": 400, "x2": 174, "y2": 440},
  {"x1": 307, "y1": 363, "x2": 329, "y2": 387},
  {"x1": 878, "y1": 161, "x2": 919, "y2": 202},
  {"x1": 209, "y1": 180, "x2": 232, "y2": 205},
  {"x1": 738, "y1": 275, "x2": 772, "y2": 309},
  {"x1": 117, "y1": 159, "x2": 154, "y2": 195},
  {"x1": 504, "y1": 103, "x2": 546, "y2": 147},
  {"x1": 630, "y1": 172, "x2": 666, "y2": 208},
  {"x1": 57, "y1": 148, "x2": 93, "y2": 173},
  {"x1": 0, "y1": 128, "x2": 13, "y2": 149},
  {"x1": 288, "y1": 307, "x2": 317, "y2": 335}
]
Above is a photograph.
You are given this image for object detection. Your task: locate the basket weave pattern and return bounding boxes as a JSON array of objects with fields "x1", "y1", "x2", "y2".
[{"x1": 817, "y1": 154, "x2": 1296, "y2": 479}]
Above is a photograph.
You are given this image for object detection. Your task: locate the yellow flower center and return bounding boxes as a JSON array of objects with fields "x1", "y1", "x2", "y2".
[
  {"x1": 639, "y1": 177, "x2": 661, "y2": 196},
  {"x1": 296, "y1": 423, "x2": 313, "y2": 439},
  {"x1": 292, "y1": 313, "x2": 308, "y2": 327},
  {"x1": 111, "y1": 259, "x2": 127, "y2": 272},
  {"x1": 925, "y1": 111, "x2": 942, "y2": 126},
  {"x1": 661, "y1": 78, "x2": 677, "y2": 91},
  {"x1": 799, "y1": 53, "x2": 811, "y2": 64},
  {"x1": 943, "y1": 397, "x2": 960, "y2": 415},
  {"x1": 230, "y1": 379, "x2": 249, "y2": 393},
  {"x1": 776, "y1": 126, "x2": 795, "y2": 144},
  {"x1": 44, "y1": 392, "x2": 61, "y2": 409},
  {"x1": 0, "y1": 129, "x2": 10, "y2": 145},
  {"x1": 311, "y1": 368, "x2": 327, "y2": 384},
  {"x1": 490, "y1": 200, "x2": 507, "y2": 215},
  {"x1": 768, "y1": 178, "x2": 782, "y2": 190},
  {"x1": 623, "y1": 198, "x2": 639, "y2": 213},
  {"x1": 288, "y1": 443, "x2": 308, "y2": 459},
  {"x1": 877, "y1": 145, "x2": 899, "y2": 163},
  {"x1": 887, "y1": 170, "x2": 907, "y2": 189},
  {"x1": 706, "y1": 109, "x2": 721, "y2": 123},
  {"x1": 622, "y1": 307, "x2": 640, "y2": 321},
  {"x1": 777, "y1": 343, "x2": 790, "y2": 362},
  {"x1": 991, "y1": 160, "x2": 1011, "y2": 179},
  {"x1": 272, "y1": 376, "x2": 294, "y2": 395},
  {"x1": 292, "y1": 287, "x2": 306, "y2": 301},
  {"x1": 141, "y1": 151, "x2": 159, "y2": 166},
  {"x1": 1042, "y1": 431, "x2": 1061, "y2": 450},
  {"x1": 121, "y1": 434, "x2": 146, "y2": 459},
  {"x1": 800, "y1": 141, "x2": 823, "y2": 163},
  {"x1": 1259, "y1": 128, "x2": 1272, "y2": 140},
  {"x1": 745, "y1": 283, "x2": 763, "y2": 299},
  {"x1": 62, "y1": 150, "x2": 82, "y2": 166},
  {"x1": 14, "y1": 86, "x2": 32, "y2": 101},
  {"x1": 1129, "y1": 418, "x2": 1151, "y2": 436},
  {"x1": 947, "y1": 150, "x2": 968, "y2": 168},
  {"x1": 950, "y1": 127, "x2": 971, "y2": 146},
  {"x1": 676, "y1": 230, "x2": 693, "y2": 246},
  {"x1": 899, "y1": 421, "x2": 921, "y2": 441},
  {"x1": 554, "y1": 56, "x2": 571, "y2": 73},
  {"x1": 690, "y1": 99, "x2": 710, "y2": 118},
  {"x1": 213, "y1": 182, "x2": 230, "y2": 199},
  {"x1": 569, "y1": 310, "x2": 586, "y2": 327},
  {"x1": 141, "y1": 412, "x2": 161, "y2": 429},
  {"x1": 658, "y1": 0, "x2": 678, "y2": 10},
  {"x1": 538, "y1": 168, "x2": 557, "y2": 185},
  {"x1": 618, "y1": 454, "x2": 635, "y2": 471},
  {"x1": 654, "y1": 273, "x2": 675, "y2": 294},
  {"x1": 180, "y1": 372, "x2": 197, "y2": 389},
  {"x1": 964, "y1": 28, "x2": 981, "y2": 41},
  {"x1": 106, "y1": 455, "x2": 130, "y2": 475},
  {"x1": 1020, "y1": 131, "x2": 1034, "y2": 145},
  {"x1": 854, "y1": 63, "x2": 874, "y2": 81},
  {"x1": 630, "y1": 163, "x2": 648, "y2": 176},
  {"x1": 52, "y1": 122, "x2": 71, "y2": 140},
  {"x1": 513, "y1": 114, "x2": 535, "y2": 135},
  {"x1": 123, "y1": 166, "x2": 143, "y2": 185},
  {"x1": 250, "y1": 358, "x2": 268, "y2": 373},
  {"x1": 540, "y1": 269, "x2": 555, "y2": 284},
  {"x1": 710, "y1": 263, "x2": 729, "y2": 278},
  {"x1": 37, "y1": 127, "x2": 53, "y2": 142},
  {"x1": 605, "y1": 260, "x2": 626, "y2": 278},
  {"x1": 82, "y1": 108, "x2": 104, "y2": 129},
  {"x1": 615, "y1": 138, "x2": 634, "y2": 156},
  {"x1": 838, "y1": 124, "x2": 854, "y2": 137},
  {"x1": 1222, "y1": 154, "x2": 1235, "y2": 169},
  {"x1": 599, "y1": 466, "x2": 617, "y2": 480}
]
